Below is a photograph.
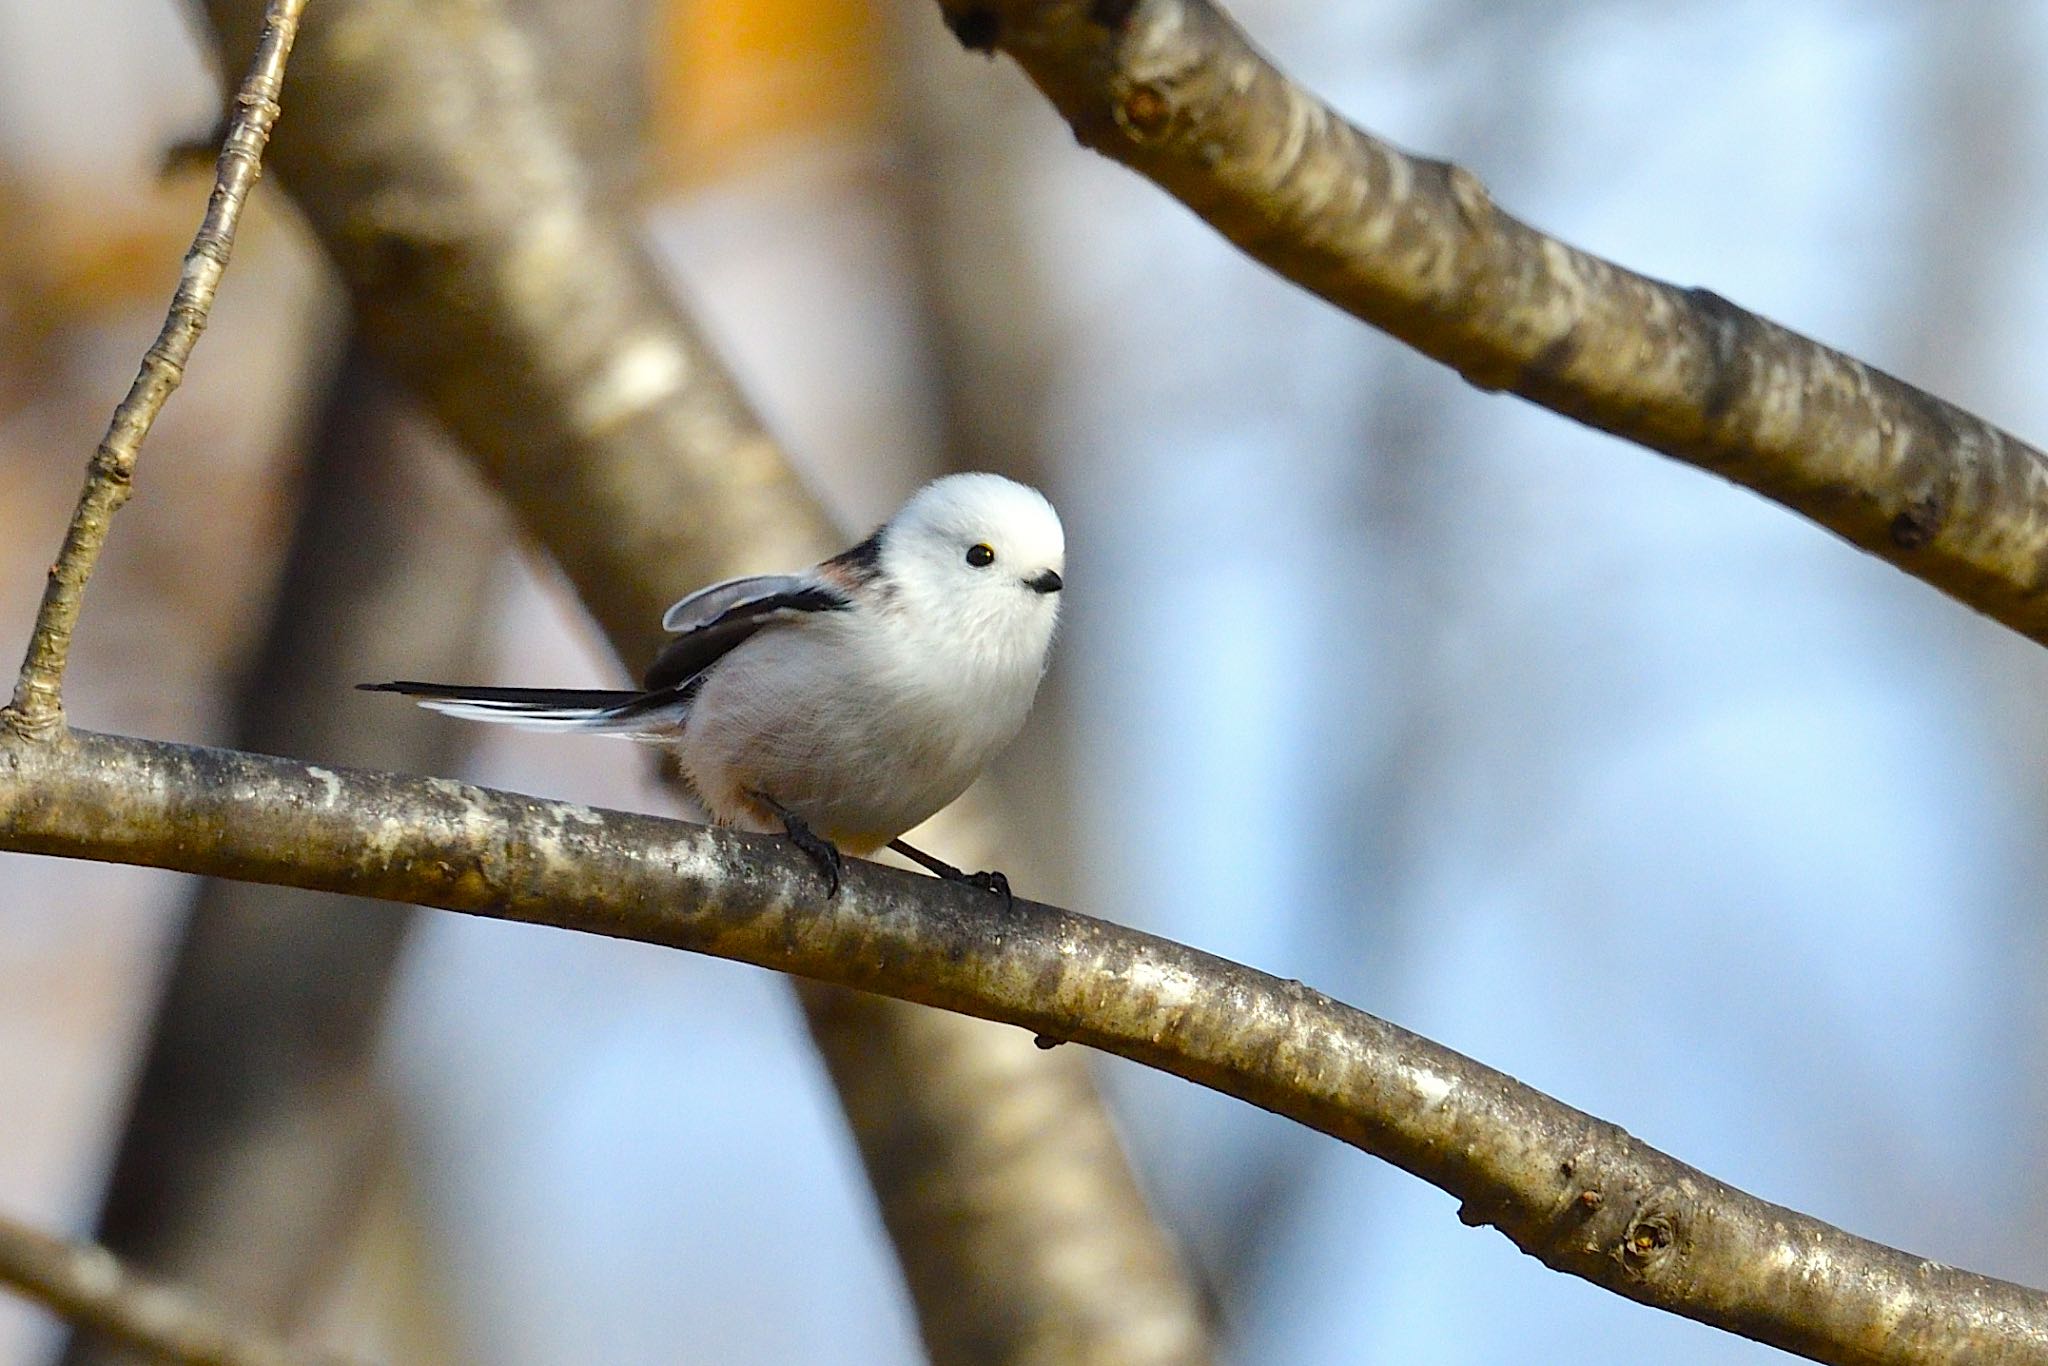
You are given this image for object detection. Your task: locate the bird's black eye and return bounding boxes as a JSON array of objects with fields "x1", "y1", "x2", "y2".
[{"x1": 966, "y1": 542, "x2": 996, "y2": 568}]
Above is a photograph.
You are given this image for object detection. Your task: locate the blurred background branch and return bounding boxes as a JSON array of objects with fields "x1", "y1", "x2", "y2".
[
  {"x1": 190, "y1": 0, "x2": 1211, "y2": 1359},
  {"x1": 60, "y1": 0, "x2": 651, "y2": 1345},
  {"x1": 59, "y1": 350, "x2": 504, "y2": 1365},
  {"x1": 0, "y1": 1211, "x2": 333, "y2": 1366}
]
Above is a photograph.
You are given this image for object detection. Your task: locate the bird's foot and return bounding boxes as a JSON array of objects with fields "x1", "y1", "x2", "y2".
[
  {"x1": 753, "y1": 792, "x2": 842, "y2": 897},
  {"x1": 966, "y1": 869, "x2": 1011, "y2": 905},
  {"x1": 888, "y1": 839, "x2": 1014, "y2": 912}
]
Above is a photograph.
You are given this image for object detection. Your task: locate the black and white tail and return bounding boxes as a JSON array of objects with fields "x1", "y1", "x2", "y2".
[{"x1": 356, "y1": 681, "x2": 689, "y2": 736}]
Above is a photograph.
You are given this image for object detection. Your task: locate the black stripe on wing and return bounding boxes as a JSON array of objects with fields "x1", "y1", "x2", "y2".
[{"x1": 642, "y1": 582, "x2": 852, "y2": 692}]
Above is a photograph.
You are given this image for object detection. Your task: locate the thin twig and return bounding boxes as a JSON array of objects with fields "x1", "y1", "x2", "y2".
[
  {"x1": 935, "y1": 0, "x2": 2048, "y2": 649},
  {"x1": 0, "y1": 1212, "x2": 336, "y2": 1366},
  {"x1": 1, "y1": 727, "x2": 2044, "y2": 1366},
  {"x1": 2, "y1": 0, "x2": 306, "y2": 736}
]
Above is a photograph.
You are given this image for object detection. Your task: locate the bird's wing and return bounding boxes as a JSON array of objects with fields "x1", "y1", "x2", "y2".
[{"x1": 643, "y1": 572, "x2": 852, "y2": 692}]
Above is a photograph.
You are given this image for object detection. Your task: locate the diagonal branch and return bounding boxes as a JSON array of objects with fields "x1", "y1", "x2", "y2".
[
  {"x1": 3, "y1": 0, "x2": 304, "y2": 736},
  {"x1": 199, "y1": 0, "x2": 831, "y2": 668},
  {"x1": 0, "y1": 1212, "x2": 340, "y2": 1366},
  {"x1": 936, "y1": 0, "x2": 2048, "y2": 647},
  {"x1": 194, "y1": 0, "x2": 1211, "y2": 1356},
  {"x1": 1, "y1": 727, "x2": 2044, "y2": 1366}
]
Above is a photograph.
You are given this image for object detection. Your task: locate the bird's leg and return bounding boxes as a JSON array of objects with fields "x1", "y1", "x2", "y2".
[
  {"x1": 888, "y1": 838, "x2": 1012, "y2": 910},
  {"x1": 750, "y1": 791, "x2": 842, "y2": 897}
]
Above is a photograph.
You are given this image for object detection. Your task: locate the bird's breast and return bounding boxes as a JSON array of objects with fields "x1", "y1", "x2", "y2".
[{"x1": 675, "y1": 617, "x2": 1043, "y2": 844}]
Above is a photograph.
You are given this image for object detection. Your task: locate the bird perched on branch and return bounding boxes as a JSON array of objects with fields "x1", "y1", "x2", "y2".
[{"x1": 362, "y1": 473, "x2": 1065, "y2": 899}]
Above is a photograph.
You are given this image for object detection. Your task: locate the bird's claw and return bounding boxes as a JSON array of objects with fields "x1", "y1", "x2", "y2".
[
  {"x1": 756, "y1": 792, "x2": 842, "y2": 896},
  {"x1": 966, "y1": 869, "x2": 1013, "y2": 910},
  {"x1": 885, "y1": 838, "x2": 1015, "y2": 910},
  {"x1": 786, "y1": 817, "x2": 843, "y2": 897}
]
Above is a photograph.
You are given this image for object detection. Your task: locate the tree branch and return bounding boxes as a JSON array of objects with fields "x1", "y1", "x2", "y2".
[
  {"x1": 935, "y1": 0, "x2": 2048, "y2": 647},
  {"x1": 193, "y1": 0, "x2": 1212, "y2": 1356},
  {"x1": 199, "y1": 0, "x2": 831, "y2": 668},
  {"x1": 0, "y1": 1212, "x2": 336, "y2": 1366},
  {"x1": 799, "y1": 985, "x2": 1207, "y2": 1363},
  {"x1": 1, "y1": 728, "x2": 2043, "y2": 1365},
  {"x1": 3, "y1": 0, "x2": 303, "y2": 735}
]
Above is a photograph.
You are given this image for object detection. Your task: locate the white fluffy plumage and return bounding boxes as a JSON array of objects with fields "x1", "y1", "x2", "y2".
[{"x1": 366, "y1": 473, "x2": 1065, "y2": 858}]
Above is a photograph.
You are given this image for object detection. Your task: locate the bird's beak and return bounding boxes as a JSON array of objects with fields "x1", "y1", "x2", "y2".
[{"x1": 1025, "y1": 569, "x2": 1063, "y2": 595}]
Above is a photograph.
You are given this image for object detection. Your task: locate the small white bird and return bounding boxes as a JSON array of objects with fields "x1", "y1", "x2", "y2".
[{"x1": 363, "y1": 473, "x2": 1065, "y2": 896}]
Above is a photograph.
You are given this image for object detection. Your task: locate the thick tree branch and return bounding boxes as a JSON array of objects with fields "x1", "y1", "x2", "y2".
[
  {"x1": 802, "y1": 988, "x2": 1208, "y2": 1363},
  {"x1": 193, "y1": 0, "x2": 1211, "y2": 1356},
  {"x1": 0, "y1": 1212, "x2": 333, "y2": 1366},
  {"x1": 938, "y1": 0, "x2": 2048, "y2": 646},
  {"x1": 199, "y1": 0, "x2": 829, "y2": 668},
  {"x1": 3, "y1": 0, "x2": 303, "y2": 735},
  {"x1": 2, "y1": 729, "x2": 2043, "y2": 1365}
]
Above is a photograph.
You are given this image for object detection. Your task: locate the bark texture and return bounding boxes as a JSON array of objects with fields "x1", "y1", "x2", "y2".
[
  {"x1": 192, "y1": 0, "x2": 1212, "y2": 1359},
  {"x1": 935, "y1": 0, "x2": 2048, "y2": 645},
  {"x1": 2, "y1": 728, "x2": 2043, "y2": 1366}
]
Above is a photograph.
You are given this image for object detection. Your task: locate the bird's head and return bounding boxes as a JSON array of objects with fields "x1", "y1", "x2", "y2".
[{"x1": 878, "y1": 472, "x2": 1065, "y2": 670}]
